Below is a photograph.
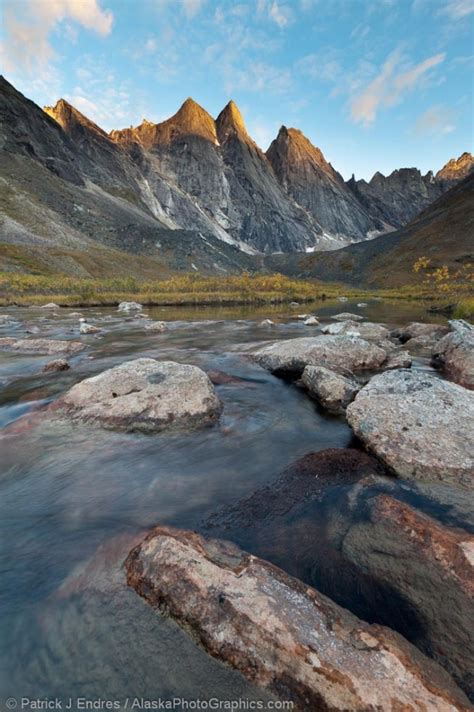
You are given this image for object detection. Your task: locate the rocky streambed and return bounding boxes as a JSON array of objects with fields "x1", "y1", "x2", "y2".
[{"x1": 0, "y1": 300, "x2": 473, "y2": 710}]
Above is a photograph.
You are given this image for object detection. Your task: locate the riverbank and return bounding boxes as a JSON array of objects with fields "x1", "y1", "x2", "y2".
[{"x1": 1, "y1": 272, "x2": 472, "y2": 315}]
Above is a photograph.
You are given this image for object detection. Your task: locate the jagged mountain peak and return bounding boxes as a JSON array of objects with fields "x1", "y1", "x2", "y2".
[
  {"x1": 215, "y1": 100, "x2": 248, "y2": 143},
  {"x1": 165, "y1": 97, "x2": 217, "y2": 141},
  {"x1": 267, "y1": 125, "x2": 334, "y2": 177},
  {"x1": 44, "y1": 98, "x2": 109, "y2": 139},
  {"x1": 436, "y1": 151, "x2": 474, "y2": 184}
]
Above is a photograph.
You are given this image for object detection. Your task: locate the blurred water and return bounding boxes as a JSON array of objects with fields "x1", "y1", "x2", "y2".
[{"x1": 0, "y1": 299, "x2": 445, "y2": 706}]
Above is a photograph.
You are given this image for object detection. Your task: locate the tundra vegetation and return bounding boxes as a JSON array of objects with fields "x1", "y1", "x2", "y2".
[{"x1": 1, "y1": 271, "x2": 472, "y2": 314}]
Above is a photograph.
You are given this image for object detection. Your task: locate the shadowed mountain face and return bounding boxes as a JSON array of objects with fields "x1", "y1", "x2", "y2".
[
  {"x1": 346, "y1": 168, "x2": 443, "y2": 230},
  {"x1": 112, "y1": 99, "x2": 323, "y2": 253},
  {"x1": 0, "y1": 75, "x2": 472, "y2": 277},
  {"x1": 266, "y1": 173, "x2": 474, "y2": 288},
  {"x1": 266, "y1": 126, "x2": 387, "y2": 243}
]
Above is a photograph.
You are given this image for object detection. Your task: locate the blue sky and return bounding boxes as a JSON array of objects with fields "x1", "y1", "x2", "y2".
[{"x1": 1, "y1": 0, "x2": 473, "y2": 179}]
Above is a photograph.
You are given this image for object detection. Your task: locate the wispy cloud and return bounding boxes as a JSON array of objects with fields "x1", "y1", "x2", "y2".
[
  {"x1": 438, "y1": 0, "x2": 474, "y2": 18},
  {"x1": 350, "y1": 49, "x2": 446, "y2": 126},
  {"x1": 257, "y1": 0, "x2": 294, "y2": 28},
  {"x1": 248, "y1": 117, "x2": 280, "y2": 149},
  {"x1": 1, "y1": 0, "x2": 113, "y2": 75},
  {"x1": 226, "y1": 61, "x2": 291, "y2": 94},
  {"x1": 154, "y1": 0, "x2": 206, "y2": 19},
  {"x1": 414, "y1": 104, "x2": 456, "y2": 136}
]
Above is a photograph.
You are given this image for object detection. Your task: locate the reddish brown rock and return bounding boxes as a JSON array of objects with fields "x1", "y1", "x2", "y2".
[
  {"x1": 341, "y1": 493, "x2": 474, "y2": 697},
  {"x1": 42, "y1": 358, "x2": 70, "y2": 372},
  {"x1": 126, "y1": 526, "x2": 470, "y2": 711}
]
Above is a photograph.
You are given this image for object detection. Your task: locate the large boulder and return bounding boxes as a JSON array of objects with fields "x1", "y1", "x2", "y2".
[
  {"x1": 126, "y1": 526, "x2": 469, "y2": 711},
  {"x1": 54, "y1": 358, "x2": 222, "y2": 432},
  {"x1": 341, "y1": 493, "x2": 474, "y2": 697},
  {"x1": 321, "y1": 321, "x2": 390, "y2": 341},
  {"x1": 432, "y1": 320, "x2": 474, "y2": 390},
  {"x1": 346, "y1": 370, "x2": 474, "y2": 487},
  {"x1": 393, "y1": 322, "x2": 450, "y2": 343},
  {"x1": 0, "y1": 337, "x2": 86, "y2": 355},
  {"x1": 251, "y1": 335, "x2": 387, "y2": 376},
  {"x1": 118, "y1": 301, "x2": 143, "y2": 312},
  {"x1": 301, "y1": 365, "x2": 360, "y2": 413}
]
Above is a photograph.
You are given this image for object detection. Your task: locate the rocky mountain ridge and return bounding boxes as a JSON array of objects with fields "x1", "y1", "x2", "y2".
[{"x1": 0, "y1": 75, "x2": 472, "y2": 277}]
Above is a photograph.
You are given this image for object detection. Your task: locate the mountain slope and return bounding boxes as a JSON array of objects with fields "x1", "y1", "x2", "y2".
[
  {"x1": 1, "y1": 75, "x2": 472, "y2": 278},
  {"x1": 267, "y1": 172, "x2": 474, "y2": 288},
  {"x1": 112, "y1": 99, "x2": 324, "y2": 253},
  {"x1": 266, "y1": 126, "x2": 386, "y2": 243},
  {"x1": 0, "y1": 77, "x2": 257, "y2": 276},
  {"x1": 346, "y1": 168, "x2": 443, "y2": 229},
  {"x1": 436, "y1": 152, "x2": 474, "y2": 188},
  {"x1": 214, "y1": 103, "x2": 324, "y2": 252}
]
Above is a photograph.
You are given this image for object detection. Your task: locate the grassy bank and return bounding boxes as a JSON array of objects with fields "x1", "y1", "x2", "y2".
[{"x1": 0, "y1": 272, "x2": 472, "y2": 312}]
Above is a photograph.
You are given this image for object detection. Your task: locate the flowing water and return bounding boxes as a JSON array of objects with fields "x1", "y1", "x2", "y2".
[{"x1": 0, "y1": 299, "x2": 450, "y2": 708}]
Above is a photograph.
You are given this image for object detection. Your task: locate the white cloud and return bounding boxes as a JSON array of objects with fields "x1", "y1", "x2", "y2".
[
  {"x1": 350, "y1": 49, "x2": 446, "y2": 126},
  {"x1": 439, "y1": 0, "x2": 474, "y2": 18},
  {"x1": 414, "y1": 105, "x2": 456, "y2": 136},
  {"x1": 257, "y1": 0, "x2": 293, "y2": 28},
  {"x1": 1, "y1": 0, "x2": 113, "y2": 75}
]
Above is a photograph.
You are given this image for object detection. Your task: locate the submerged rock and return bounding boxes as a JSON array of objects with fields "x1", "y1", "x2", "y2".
[
  {"x1": 301, "y1": 365, "x2": 360, "y2": 413},
  {"x1": 126, "y1": 526, "x2": 469, "y2": 711},
  {"x1": 322, "y1": 320, "x2": 389, "y2": 341},
  {"x1": 251, "y1": 335, "x2": 387, "y2": 376},
  {"x1": 432, "y1": 319, "x2": 474, "y2": 390},
  {"x1": 54, "y1": 358, "x2": 222, "y2": 432},
  {"x1": 79, "y1": 318, "x2": 101, "y2": 334},
  {"x1": 332, "y1": 312, "x2": 366, "y2": 321},
  {"x1": 206, "y1": 448, "x2": 387, "y2": 531},
  {"x1": 42, "y1": 358, "x2": 70, "y2": 373},
  {"x1": 0, "y1": 337, "x2": 86, "y2": 355},
  {"x1": 346, "y1": 369, "x2": 474, "y2": 487},
  {"x1": 340, "y1": 492, "x2": 474, "y2": 697},
  {"x1": 145, "y1": 321, "x2": 167, "y2": 332}
]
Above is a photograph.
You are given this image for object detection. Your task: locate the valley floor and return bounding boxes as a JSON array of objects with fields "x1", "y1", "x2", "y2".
[{"x1": 1, "y1": 272, "x2": 472, "y2": 318}]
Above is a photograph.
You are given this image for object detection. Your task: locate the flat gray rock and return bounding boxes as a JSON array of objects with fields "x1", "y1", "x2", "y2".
[
  {"x1": 302, "y1": 365, "x2": 360, "y2": 413},
  {"x1": 0, "y1": 337, "x2": 86, "y2": 355},
  {"x1": 346, "y1": 369, "x2": 474, "y2": 487},
  {"x1": 321, "y1": 320, "x2": 390, "y2": 341},
  {"x1": 432, "y1": 319, "x2": 474, "y2": 390},
  {"x1": 332, "y1": 312, "x2": 366, "y2": 321},
  {"x1": 252, "y1": 335, "x2": 387, "y2": 376},
  {"x1": 55, "y1": 358, "x2": 222, "y2": 432}
]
